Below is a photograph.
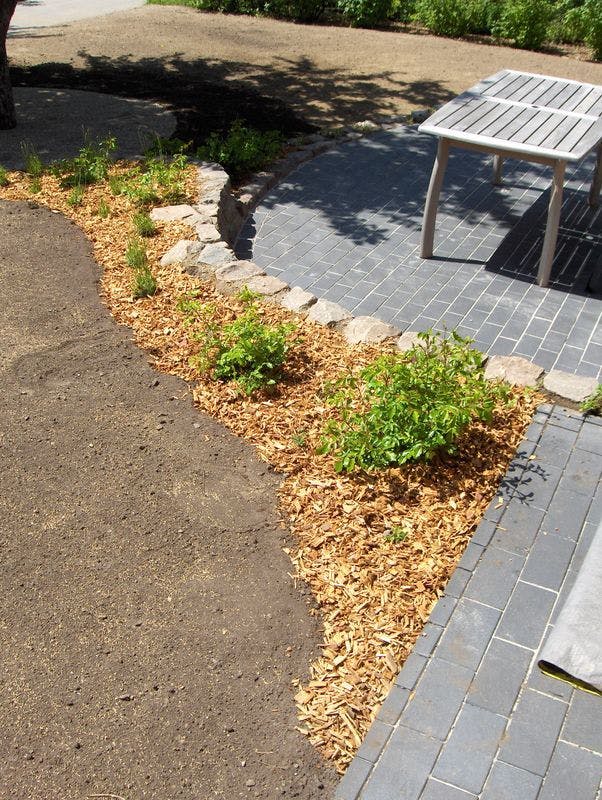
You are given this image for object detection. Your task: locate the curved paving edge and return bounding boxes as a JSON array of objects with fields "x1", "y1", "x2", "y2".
[{"x1": 155, "y1": 140, "x2": 600, "y2": 407}]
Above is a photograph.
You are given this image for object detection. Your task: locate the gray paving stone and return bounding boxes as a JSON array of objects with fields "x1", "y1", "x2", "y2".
[
  {"x1": 526, "y1": 658, "x2": 572, "y2": 701},
  {"x1": 336, "y1": 756, "x2": 373, "y2": 800},
  {"x1": 402, "y1": 658, "x2": 474, "y2": 740},
  {"x1": 376, "y1": 685, "x2": 410, "y2": 726},
  {"x1": 576, "y1": 423, "x2": 602, "y2": 456},
  {"x1": 443, "y1": 567, "x2": 472, "y2": 599},
  {"x1": 432, "y1": 704, "x2": 507, "y2": 794},
  {"x1": 496, "y1": 581, "x2": 557, "y2": 650},
  {"x1": 563, "y1": 448, "x2": 602, "y2": 497},
  {"x1": 356, "y1": 720, "x2": 394, "y2": 764},
  {"x1": 413, "y1": 623, "x2": 444, "y2": 658},
  {"x1": 436, "y1": 599, "x2": 500, "y2": 671},
  {"x1": 543, "y1": 485, "x2": 592, "y2": 541},
  {"x1": 492, "y1": 504, "x2": 545, "y2": 557},
  {"x1": 480, "y1": 761, "x2": 541, "y2": 800},
  {"x1": 470, "y1": 519, "x2": 496, "y2": 547},
  {"x1": 359, "y1": 725, "x2": 441, "y2": 800},
  {"x1": 531, "y1": 423, "x2": 579, "y2": 467},
  {"x1": 537, "y1": 741, "x2": 602, "y2": 800},
  {"x1": 428, "y1": 596, "x2": 457, "y2": 628},
  {"x1": 561, "y1": 689, "x2": 602, "y2": 753},
  {"x1": 419, "y1": 778, "x2": 477, "y2": 800},
  {"x1": 548, "y1": 408, "x2": 583, "y2": 431},
  {"x1": 456, "y1": 542, "x2": 484, "y2": 572},
  {"x1": 395, "y1": 652, "x2": 429, "y2": 690},
  {"x1": 468, "y1": 638, "x2": 532, "y2": 716},
  {"x1": 498, "y1": 689, "x2": 567, "y2": 776},
  {"x1": 521, "y1": 532, "x2": 576, "y2": 591},
  {"x1": 464, "y1": 546, "x2": 524, "y2": 609}
]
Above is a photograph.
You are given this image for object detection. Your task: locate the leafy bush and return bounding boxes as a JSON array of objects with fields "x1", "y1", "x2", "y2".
[
  {"x1": 582, "y1": 0, "x2": 602, "y2": 58},
  {"x1": 414, "y1": 0, "x2": 489, "y2": 36},
  {"x1": 393, "y1": 0, "x2": 417, "y2": 23},
  {"x1": 184, "y1": 290, "x2": 296, "y2": 394},
  {"x1": 547, "y1": 0, "x2": 586, "y2": 41},
  {"x1": 52, "y1": 135, "x2": 117, "y2": 188},
  {"x1": 320, "y1": 330, "x2": 511, "y2": 472},
  {"x1": 337, "y1": 0, "x2": 395, "y2": 25},
  {"x1": 492, "y1": 0, "x2": 552, "y2": 48},
  {"x1": 197, "y1": 121, "x2": 283, "y2": 181}
]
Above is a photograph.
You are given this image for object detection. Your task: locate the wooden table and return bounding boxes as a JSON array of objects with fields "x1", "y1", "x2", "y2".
[{"x1": 418, "y1": 70, "x2": 602, "y2": 287}]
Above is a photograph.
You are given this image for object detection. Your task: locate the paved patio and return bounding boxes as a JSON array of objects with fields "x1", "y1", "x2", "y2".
[
  {"x1": 335, "y1": 405, "x2": 602, "y2": 800},
  {"x1": 237, "y1": 126, "x2": 602, "y2": 380}
]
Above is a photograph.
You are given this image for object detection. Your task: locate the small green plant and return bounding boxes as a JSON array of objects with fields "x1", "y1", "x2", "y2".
[
  {"x1": 385, "y1": 521, "x2": 413, "y2": 543},
  {"x1": 108, "y1": 174, "x2": 125, "y2": 196},
  {"x1": 197, "y1": 121, "x2": 283, "y2": 181},
  {"x1": 292, "y1": 430, "x2": 308, "y2": 448},
  {"x1": 67, "y1": 186, "x2": 85, "y2": 207},
  {"x1": 132, "y1": 266, "x2": 158, "y2": 298},
  {"x1": 492, "y1": 0, "x2": 552, "y2": 48},
  {"x1": 96, "y1": 198, "x2": 111, "y2": 218},
  {"x1": 0, "y1": 165, "x2": 8, "y2": 187},
  {"x1": 337, "y1": 0, "x2": 395, "y2": 26},
  {"x1": 320, "y1": 330, "x2": 511, "y2": 472},
  {"x1": 125, "y1": 238, "x2": 149, "y2": 270},
  {"x1": 119, "y1": 152, "x2": 188, "y2": 207},
  {"x1": 133, "y1": 210, "x2": 157, "y2": 237},
  {"x1": 580, "y1": 384, "x2": 602, "y2": 415},
  {"x1": 186, "y1": 290, "x2": 296, "y2": 394},
  {"x1": 28, "y1": 177, "x2": 42, "y2": 194},
  {"x1": 52, "y1": 134, "x2": 117, "y2": 188},
  {"x1": 143, "y1": 136, "x2": 191, "y2": 159},
  {"x1": 21, "y1": 142, "x2": 44, "y2": 177}
]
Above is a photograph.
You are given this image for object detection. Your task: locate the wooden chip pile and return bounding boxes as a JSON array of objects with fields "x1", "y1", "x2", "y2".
[{"x1": 0, "y1": 168, "x2": 536, "y2": 773}]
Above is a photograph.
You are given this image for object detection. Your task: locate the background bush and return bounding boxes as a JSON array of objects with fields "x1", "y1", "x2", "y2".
[
  {"x1": 337, "y1": 0, "x2": 396, "y2": 26},
  {"x1": 492, "y1": 0, "x2": 552, "y2": 49}
]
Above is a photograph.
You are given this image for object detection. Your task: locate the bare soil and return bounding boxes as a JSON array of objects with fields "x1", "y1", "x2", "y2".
[
  {"x1": 8, "y1": 5, "x2": 602, "y2": 143},
  {"x1": 0, "y1": 199, "x2": 336, "y2": 799}
]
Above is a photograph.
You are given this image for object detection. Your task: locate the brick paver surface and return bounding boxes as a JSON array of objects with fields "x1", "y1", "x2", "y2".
[
  {"x1": 334, "y1": 406, "x2": 602, "y2": 800},
  {"x1": 238, "y1": 127, "x2": 602, "y2": 379}
]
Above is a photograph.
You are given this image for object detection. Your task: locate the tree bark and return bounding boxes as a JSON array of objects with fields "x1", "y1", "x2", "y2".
[{"x1": 0, "y1": 0, "x2": 18, "y2": 130}]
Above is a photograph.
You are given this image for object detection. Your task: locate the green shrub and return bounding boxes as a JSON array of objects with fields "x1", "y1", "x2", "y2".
[
  {"x1": 393, "y1": 0, "x2": 417, "y2": 23},
  {"x1": 582, "y1": 0, "x2": 602, "y2": 58},
  {"x1": 186, "y1": 290, "x2": 296, "y2": 394},
  {"x1": 132, "y1": 266, "x2": 158, "y2": 298},
  {"x1": 125, "y1": 238, "x2": 149, "y2": 270},
  {"x1": 96, "y1": 199, "x2": 111, "y2": 218},
  {"x1": 0, "y1": 165, "x2": 8, "y2": 187},
  {"x1": 338, "y1": 0, "x2": 395, "y2": 26},
  {"x1": 414, "y1": 0, "x2": 489, "y2": 36},
  {"x1": 119, "y1": 153, "x2": 188, "y2": 207},
  {"x1": 580, "y1": 384, "x2": 602, "y2": 415},
  {"x1": 52, "y1": 135, "x2": 116, "y2": 188},
  {"x1": 492, "y1": 0, "x2": 552, "y2": 48},
  {"x1": 319, "y1": 330, "x2": 511, "y2": 472},
  {"x1": 28, "y1": 177, "x2": 42, "y2": 194},
  {"x1": 133, "y1": 211, "x2": 157, "y2": 237},
  {"x1": 547, "y1": 0, "x2": 586, "y2": 42},
  {"x1": 67, "y1": 186, "x2": 85, "y2": 207},
  {"x1": 197, "y1": 121, "x2": 283, "y2": 181}
]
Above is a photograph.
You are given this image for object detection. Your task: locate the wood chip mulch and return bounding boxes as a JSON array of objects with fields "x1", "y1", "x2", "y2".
[{"x1": 0, "y1": 167, "x2": 537, "y2": 773}]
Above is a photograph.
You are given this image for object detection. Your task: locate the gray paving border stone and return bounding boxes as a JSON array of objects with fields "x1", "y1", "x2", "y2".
[{"x1": 338, "y1": 407, "x2": 602, "y2": 800}]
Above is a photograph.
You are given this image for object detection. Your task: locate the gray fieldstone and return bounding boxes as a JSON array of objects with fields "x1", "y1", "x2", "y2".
[
  {"x1": 343, "y1": 316, "x2": 400, "y2": 345},
  {"x1": 194, "y1": 222, "x2": 221, "y2": 243},
  {"x1": 243, "y1": 275, "x2": 289, "y2": 298},
  {"x1": 193, "y1": 203, "x2": 220, "y2": 224},
  {"x1": 150, "y1": 204, "x2": 201, "y2": 224},
  {"x1": 396, "y1": 331, "x2": 423, "y2": 352},
  {"x1": 352, "y1": 120, "x2": 379, "y2": 132},
  {"x1": 307, "y1": 299, "x2": 353, "y2": 328},
  {"x1": 485, "y1": 355, "x2": 544, "y2": 387},
  {"x1": 160, "y1": 239, "x2": 201, "y2": 268},
  {"x1": 279, "y1": 286, "x2": 317, "y2": 314},
  {"x1": 214, "y1": 261, "x2": 266, "y2": 294},
  {"x1": 196, "y1": 241, "x2": 236, "y2": 266},
  {"x1": 543, "y1": 370, "x2": 599, "y2": 403}
]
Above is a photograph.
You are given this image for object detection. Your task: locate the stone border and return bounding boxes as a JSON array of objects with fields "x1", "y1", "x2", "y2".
[{"x1": 151, "y1": 119, "x2": 601, "y2": 407}]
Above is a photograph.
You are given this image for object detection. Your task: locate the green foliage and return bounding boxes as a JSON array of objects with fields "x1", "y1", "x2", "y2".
[
  {"x1": 28, "y1": 177, "x2": 42, "y2": 194},
  {"x1": 580, "y1": 384, "x2": 602, "y2": 415},
  {"x1": 0, "y1": 165, "x2": 8, "y2": 187},
  {"x1": 393, "y1": 0, "x2": 417, "y2": 22},
  {"x1": 132, "y1": 266, "x2": 158, "y2": 298},
  {"x1": 414, "y1": 0, "x2": 490, "y2": 35},
  {"x1": 133, "y1": 211, "x2": 157, "y2": 237},
  {"x1": 67, "y1": 186, "x2": 85, "y2": 207},
  {"x1": 582, "y1": 0, "x2": 602, "y2": 58},
  {"x1": 21, "y1": 143, "x2": 44, "y2": 178},
  {"x1": 197, "y1": 121, "x2": 283, "y2": 181},
  {"x1": 183, "y1": 290, "x2": 296, "y2": 394},
  {"x1": 337, "y1": 0, "x2": 395, "y2": 26},
  {"x1": 385, "y1": 521, "x2": 412, "y2": 543},
  {"x1": 52, "y1": 135, "x2": 117, "y2": 188},
  {"x1": 116, "y1": 153, "x2": 189, "y2": 207},
  {"x1": 125, "y1": 238, "x2": 149, "y2": 270},
  {"x1": 320, "y1": 330, "x2": 511, "y2": 473},
  {"x1": 143, "y1": 136, "x2": 192, "y2": 159},
  {"x1": 96, "y1": 198, "x2": 111, "y2": 218},
  {"x1": 492, "y1": 0, "x2": 552, "y2": 48}
]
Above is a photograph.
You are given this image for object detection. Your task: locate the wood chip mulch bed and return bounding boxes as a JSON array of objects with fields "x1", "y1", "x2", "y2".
[{"x1": 0, "y1": 166, "x2": 536, "y2": 773}]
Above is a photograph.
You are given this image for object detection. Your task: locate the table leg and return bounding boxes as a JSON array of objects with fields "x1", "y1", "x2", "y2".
[
  {"x1": 420, "y1": 138, "x2": 450, "y2": 259},
  {"x1": 492, "y1": 154, "x2": 504, "y2": 186},
  {"x1": 589, "y1": 142, "x2": 602, "y2": 208},
  {"x1": 537, "y1": 159, "x2": 566, "y2": 288}
]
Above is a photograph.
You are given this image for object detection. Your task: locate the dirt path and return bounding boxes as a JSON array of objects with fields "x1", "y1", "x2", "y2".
[
  {"x1": 8, "y1": 5, "x2": 602, "y2": 134},
  {"x1": 0, "y1": 199, "x2": 336, "y2": 799}
]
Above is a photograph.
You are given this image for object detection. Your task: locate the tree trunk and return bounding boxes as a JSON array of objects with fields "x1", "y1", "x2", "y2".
[{"x1": 0, "y1": 0, "x2": 19, "y2": 130}]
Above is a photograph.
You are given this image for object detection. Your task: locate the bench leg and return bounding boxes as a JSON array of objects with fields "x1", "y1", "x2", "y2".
[
  {"x1": 492, "y1": 154, "x2": 504, "y2": 186},
  {"x1": 589, "y1": 142, "x2": 602, "y2": 208},
  {"x1": 537, "y1": 160, "x2": 566, "y2": 288},
  {"x1": 420, "y1": 138, "x2": 450, "y2": 258}
]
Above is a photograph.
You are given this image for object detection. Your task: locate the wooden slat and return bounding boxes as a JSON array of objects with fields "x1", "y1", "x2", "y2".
[
  {"x1": 481, "y1": 70, "x2": 523, "y2": 99},
  {"x1": 534, "y1": 80, "x2": 573, "y2": 109},
  {"x1": 428, "y1": 96, "x2": 485, "y2": 129},
  {"x1": 510, "y1": 75, "x2": 548, "y2": 103},
  {"x1": 492, "y1": 73, "x2": 535, "y2": 100},
  {"x1": 510, "y1": 109, "x2": 554, "y2": 145},
  {"x1": 555, "y1": 118, "x2": 598, "y2": 154},
  {"x1": 545, "y1": 82, "x2": 583, "y2": 111},
  {"x1": 538, "y1": 114, "x2": 584, "y2": 150},
  {"x1": 571, "y1": 87, "x2": 599, "y2": 115},
  {"x1": 520, "y1": 77, "x2": 559, "y2": 105},
  {"x1": 487, "y1": 106, "x2": 539, "y2": 140},
  {"x1": 523, "y1": 111, "x2": 566, "y2": 148},
  {"x1": 466, "y1": 103, "x2": 514, "y2": 136},
  {"x1": 452, "y1": 100, "x2": 508, "y2": 134}
]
